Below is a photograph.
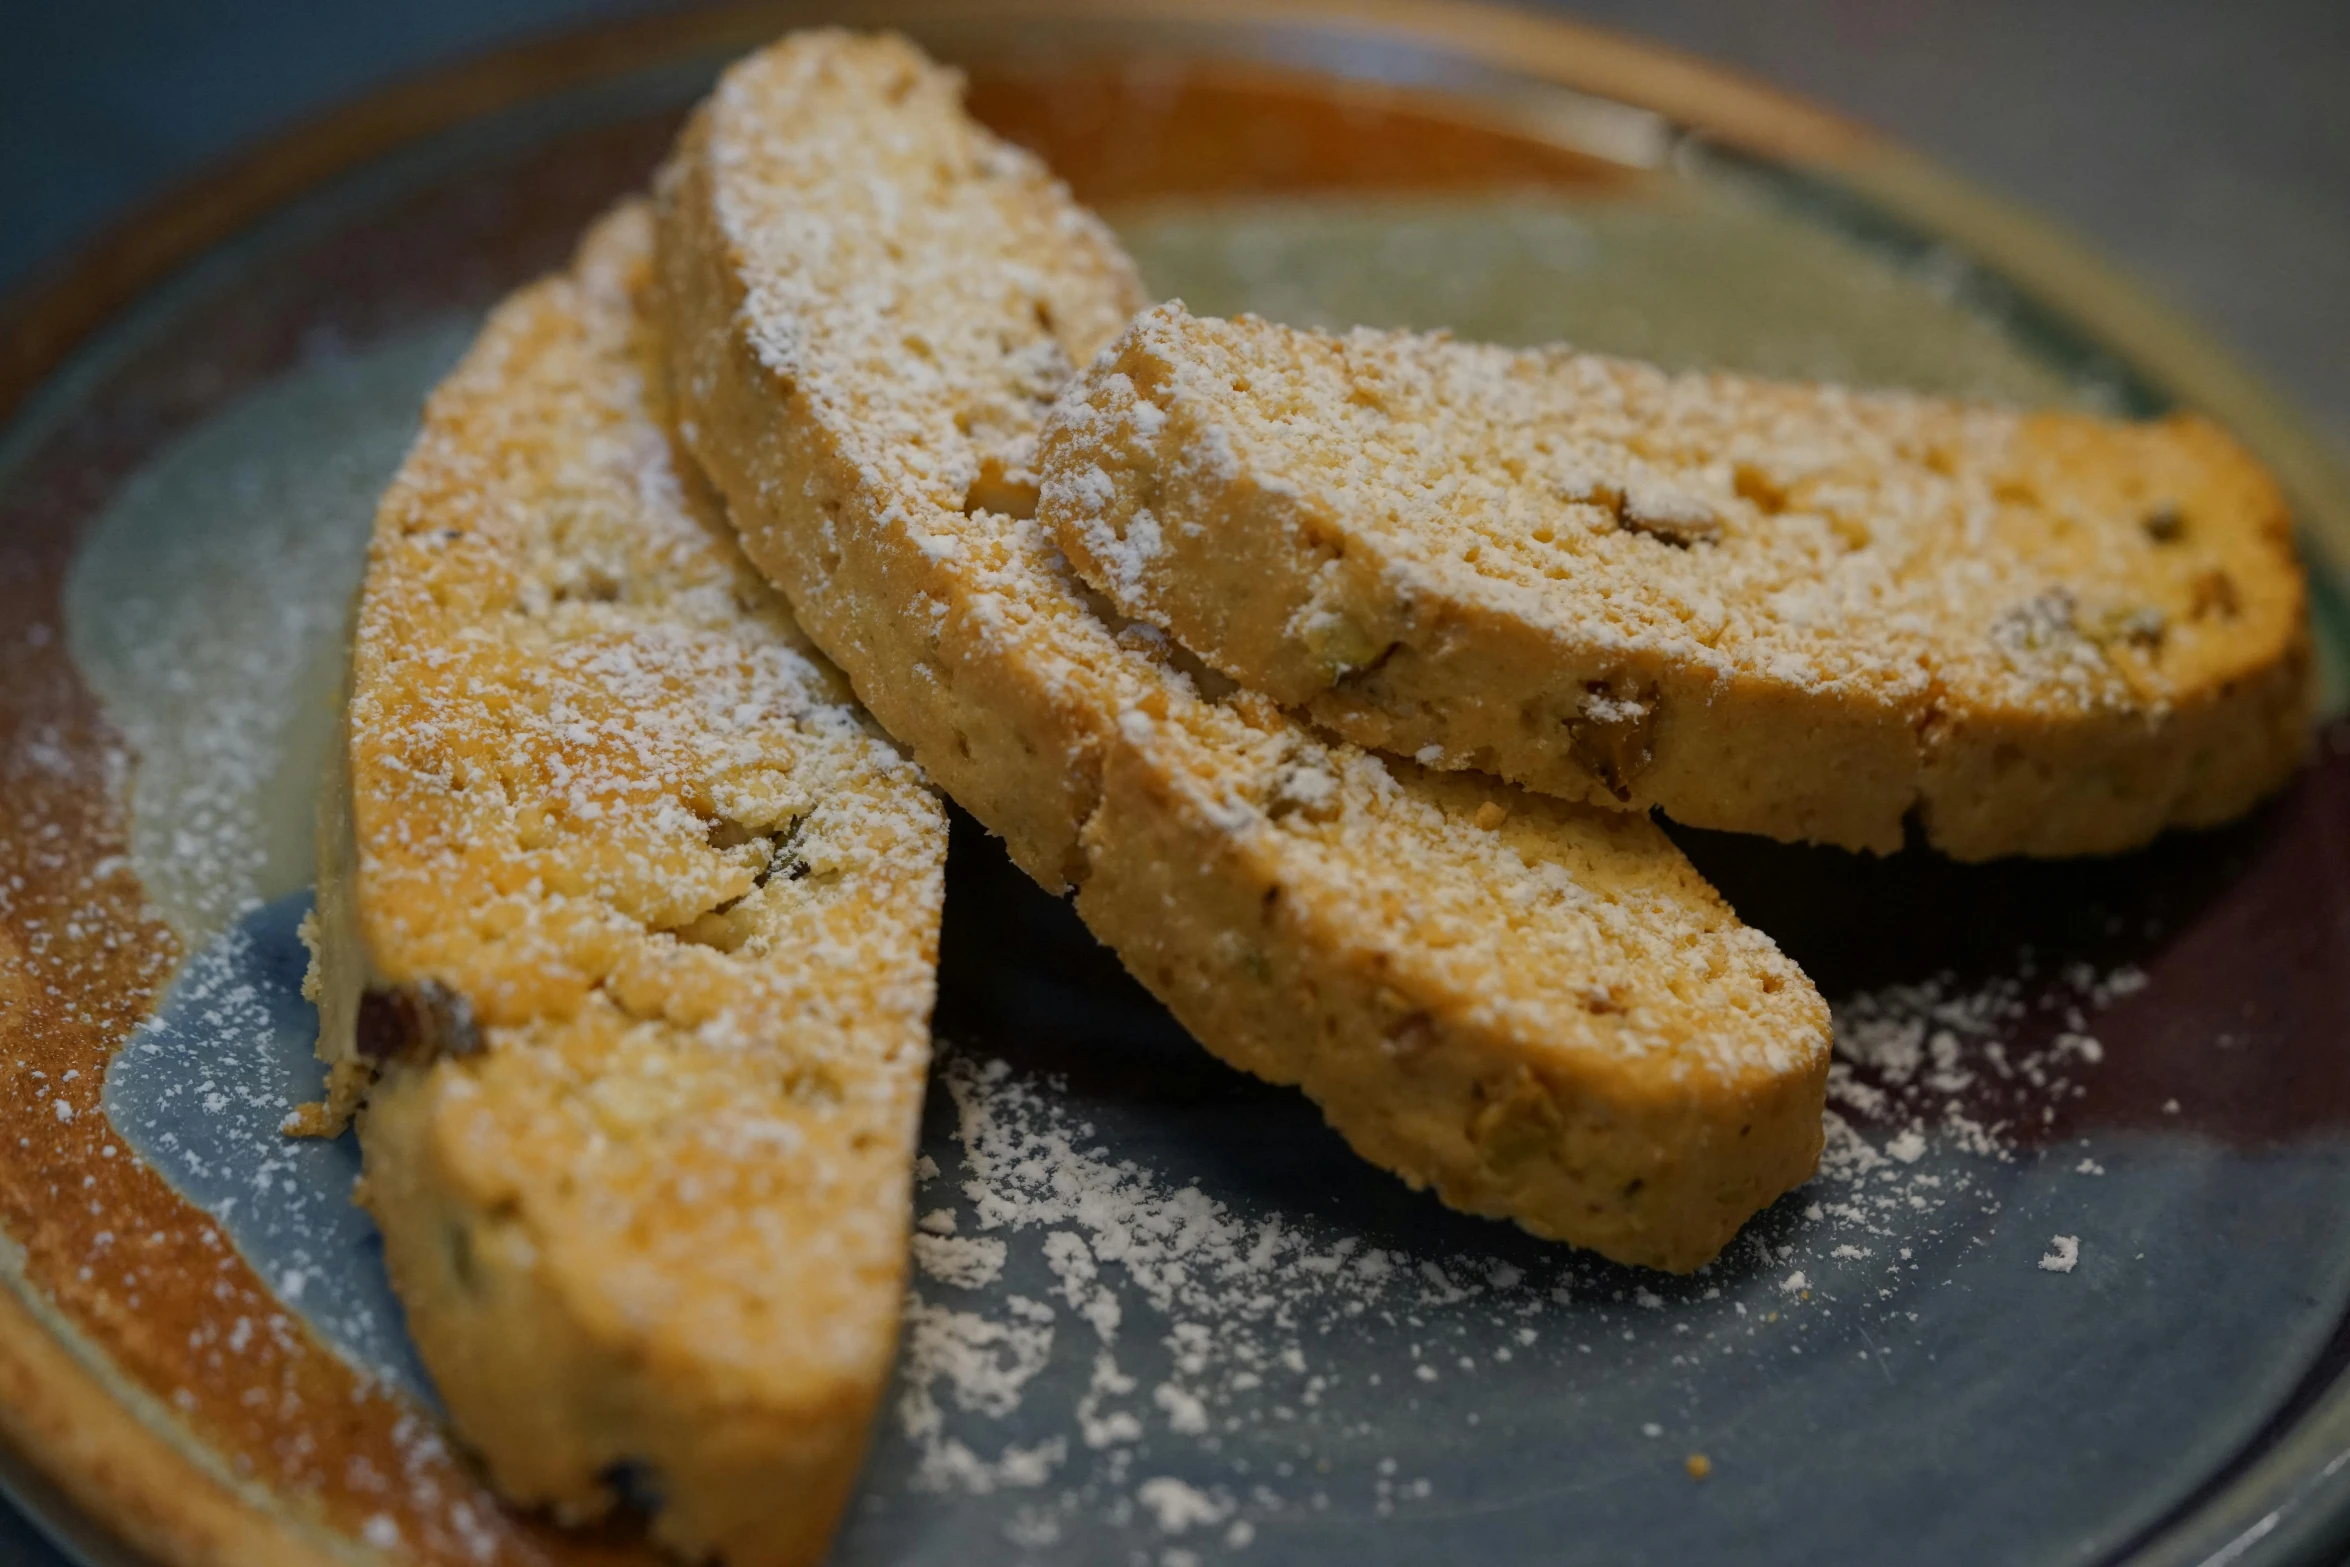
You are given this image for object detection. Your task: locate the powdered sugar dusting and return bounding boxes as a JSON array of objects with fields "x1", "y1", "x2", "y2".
[
  {"x1": 106, "y1": 895, "x2": 430, "y2": 1392},
  {"x1": 873, "y1": 941, "x2": 2142, "y2": 1550}
]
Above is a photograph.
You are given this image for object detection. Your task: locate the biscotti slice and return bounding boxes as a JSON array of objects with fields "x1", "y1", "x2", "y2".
[
  {"x1": 1042, "y1": 304, "x2": 2312, "y2": 858},
  {"x1": 305, "y1": 202, "x2": 945, "y2": 1567},
  {"x1": 655, "y1": 30, "x2": 1830, "y2": 1272}
]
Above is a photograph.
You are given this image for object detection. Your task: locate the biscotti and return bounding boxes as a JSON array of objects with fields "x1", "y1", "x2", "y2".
[
  {"x1": 304, "y1": 202, "x2": 945, "y2": 1566},
  {"x1": 1041, "y1": 303, "x2": 2311, "y2": 857},
  {"x1": 655, "y1": 30, "x2": 1831, "y2": 1272}
]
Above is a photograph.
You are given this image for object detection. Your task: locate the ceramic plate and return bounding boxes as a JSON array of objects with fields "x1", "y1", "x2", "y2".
[{"x1": 6, "y1": 4, "x2": 2350, "y2": 1564}]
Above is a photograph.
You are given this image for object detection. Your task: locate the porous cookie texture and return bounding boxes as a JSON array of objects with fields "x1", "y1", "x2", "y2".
[
  {"x1": 655, "y1": 29, "x2": 1830, "y2": 1271},
  {"x1": 306, "y1": 203, "x2": 945, "y2": 1567},
  {"x1": 1043, "y1": 304, "x2": 2312, "y2": 857}
]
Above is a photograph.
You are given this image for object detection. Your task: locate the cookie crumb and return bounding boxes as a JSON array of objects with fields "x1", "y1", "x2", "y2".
[{"x1": 279, "y1": 1102, "x2": 337, "y2": 1139}]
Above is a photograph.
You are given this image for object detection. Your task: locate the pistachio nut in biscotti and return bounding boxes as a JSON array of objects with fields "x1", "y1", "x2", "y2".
[
  {"x1": 1041, "y1": 303, "x2": 2312, "y2": 859},
  {"x1": 653, "y1": 29, "x2": 1831, "y2": 1272},
  {"x1": 303, "y1": 203, "x2": 945, "y2": 1567}
]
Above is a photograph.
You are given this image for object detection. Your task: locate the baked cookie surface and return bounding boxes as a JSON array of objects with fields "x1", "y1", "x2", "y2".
[
  {"x1": 656, "y1": 30, "x2": 1831, "y2": 1272},
  {"x1": 309, "y1": 201, "x2": 945, "y2": 1567},
  {"x1": 1042, "y1": 304, "x2": 2312, "y2": 857}
]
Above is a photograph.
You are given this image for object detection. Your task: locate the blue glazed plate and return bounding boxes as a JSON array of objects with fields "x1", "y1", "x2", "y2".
[{"x1": 4, "y1": 5, "x2": 2350, "y2": 1565}]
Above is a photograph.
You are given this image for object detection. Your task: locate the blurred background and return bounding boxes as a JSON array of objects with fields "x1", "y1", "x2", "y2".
[{"x1": 6, "y1": 0, "x2": 2348, "y2": 463}]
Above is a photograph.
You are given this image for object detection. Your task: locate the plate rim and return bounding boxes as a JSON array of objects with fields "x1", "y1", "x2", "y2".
[
  {"x1": 4, "y1": 3, "x2": 2346, "y2": 1564},
  {"x1": 0, "y1": 1259, "x2": 335, "y2": 1567}
]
